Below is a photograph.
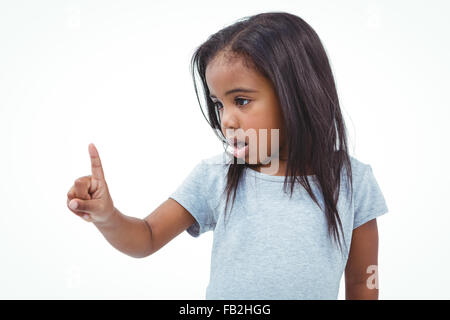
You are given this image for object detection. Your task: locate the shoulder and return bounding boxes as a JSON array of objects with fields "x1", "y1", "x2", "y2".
[
  {"x1": 202, "y1": 152, "x2": 232, "y2": 166},
  {"x1": 347, "y1": 155, "x2": 386, "y2": 203},
  {"x1": 196, "y1": 152, "x2": 230, "y2": 182},
  {"x1": 340, "y1": 155, "x2": 374, "y2": 197},
  {"x1": 345, "y1": 156, "x2": 389, "y2": 229},
  {"x1": 171, "y1": 153, "x2": 229, "y2": 199},
  {"x1": 348, "y1": 155, "x2": 371, "y2": 181},
  {"x1": 201, "y1": 152, "x2": 231, "y2": 171}
]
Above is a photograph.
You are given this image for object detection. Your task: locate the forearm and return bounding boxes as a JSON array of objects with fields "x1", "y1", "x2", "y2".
[
  {"x1": 93, "y1": 207, "x2": 152, "y2": 259},
  {"x1": 345, "y1": 282, "x2": 379, "y2": 300}
]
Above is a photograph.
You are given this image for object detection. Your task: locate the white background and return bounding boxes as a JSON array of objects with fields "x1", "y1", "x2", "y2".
[{"x1": 1, "y1": 0, "x2": 449, "y2": 299}]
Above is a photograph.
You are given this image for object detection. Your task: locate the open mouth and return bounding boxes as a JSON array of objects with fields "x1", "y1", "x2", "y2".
[
  {"x1": 230, "y1": 140, "x2": 249, "y2": 158},
  {"x1": 226, "y1": 137, "x2": 249, "y2": 158},
  {"x1": 233, "y1": 141, "x2": 248, "y2": 148}
]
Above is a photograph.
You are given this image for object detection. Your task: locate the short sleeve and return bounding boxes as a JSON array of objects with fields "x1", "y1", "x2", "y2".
[
  {"x1": 169, "y1": 160, "x2": 216, "y2": 237},
  {"x1": 353, "y1": 164, "x2": 389, "y2": 229}
]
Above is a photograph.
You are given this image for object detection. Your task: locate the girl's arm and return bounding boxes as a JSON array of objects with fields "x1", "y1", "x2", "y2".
[
  {"x1": 92, "y1": 198, "x2": 195, "y2": 259},
  {"x1": 143, "y1": 198, "x2": 196, "y2": 255},
  {"x1": 344, "y1": 218, "x2": 380, "y2": 300}
]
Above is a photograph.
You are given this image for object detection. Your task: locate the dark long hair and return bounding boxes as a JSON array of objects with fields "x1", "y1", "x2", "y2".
[{"x1": 190, "y1": 12, "x2": 353, "y2": 255}]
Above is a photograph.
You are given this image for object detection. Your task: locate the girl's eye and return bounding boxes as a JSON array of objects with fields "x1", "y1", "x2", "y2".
[
  {"x1": 213, "y1": 98, "x2": 251, "y2": 110},
  {"x1": 235, "y1": 98, "x2": 250, "y2": 107}
]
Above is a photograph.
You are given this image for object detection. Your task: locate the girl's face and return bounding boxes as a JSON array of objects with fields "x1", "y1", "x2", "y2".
[{"x1": 205, "y1": 51, "x2": 288, "y2": 170}]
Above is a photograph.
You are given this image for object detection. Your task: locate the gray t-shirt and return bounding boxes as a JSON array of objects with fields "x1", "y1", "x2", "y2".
[{"x1": 169, "y1": 152, "x2": 388, "y2": 300}]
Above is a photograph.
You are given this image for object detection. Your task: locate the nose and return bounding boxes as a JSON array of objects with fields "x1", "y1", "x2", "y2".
[{"x1": 219, "y1": 104, "x2": 239, "y2": 130}]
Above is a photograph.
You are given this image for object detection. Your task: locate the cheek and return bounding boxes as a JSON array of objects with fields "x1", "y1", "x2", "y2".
[
  {"x1": 240, "y1": 109, "x2": 285, "y2": 159},
  {"x1": 243, "y1": 115, "x2": 283, "y2": 146}
]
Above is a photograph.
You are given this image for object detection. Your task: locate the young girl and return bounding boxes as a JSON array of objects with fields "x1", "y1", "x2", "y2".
[{"x1": 67, "y1": 12, "x2": 388, "y2": 300}]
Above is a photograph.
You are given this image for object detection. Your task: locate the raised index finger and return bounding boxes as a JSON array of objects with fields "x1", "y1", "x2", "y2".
[{"x1": 88, "y1": 143, "x2": 105, "y2": 180}]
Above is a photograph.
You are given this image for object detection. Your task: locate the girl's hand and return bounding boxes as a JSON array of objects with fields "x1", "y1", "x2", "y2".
[{"x1": 66, "y1": 143, "x2": 115, "y2": 223}]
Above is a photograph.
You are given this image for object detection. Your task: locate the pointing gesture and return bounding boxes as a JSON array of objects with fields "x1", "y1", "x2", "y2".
[
  {"x1": 67, "y1": 143, "x2": 115, "y2": 223},
  {"x1": 89, "y1": 142, "x2": 105, "y2": 181}
]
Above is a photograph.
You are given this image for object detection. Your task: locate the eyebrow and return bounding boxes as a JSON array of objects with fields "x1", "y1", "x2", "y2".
[{"x1": 209, "y1": 88, "x2": 258, "y2": 99}]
